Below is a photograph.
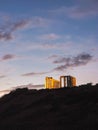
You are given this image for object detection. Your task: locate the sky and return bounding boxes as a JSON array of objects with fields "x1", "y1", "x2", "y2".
[{"x1": 0, "y1": 0, "x2": 98, "y2": 96}]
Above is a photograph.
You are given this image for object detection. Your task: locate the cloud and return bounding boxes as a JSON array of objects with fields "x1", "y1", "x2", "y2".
[
  {"x1": 53, "y1": 53, "x2": 93, "y2": 71},
  {"x1": 0, "y1": 54, "x2": 17, "y2": 62},
  {"x1": 39, "y1": 33, "x2": 60, "y2": 40},
  {"x1": 0, "y1": 19, "x2": 31, "y2": 41},
  {"x1": 10, "y1": 17, "x2": 49, "y2": 31},
  {"x1": 47, "y1": 54, "x2": 59, "y2": 59},
  {"x1": 21, "y1": 53, "x2": 93, "y2": 76},
  {"x1": 25, "y1": 42, "x2": 61, "y2": 51},
  {"x1": 22, "y1": 71, "x2": 49, "y2": 77},
  {"x1": 50, "y1": 0, "x2": 98, "y2": 19},
  {"x1": 31, "y1": 17, "x2": 50, "y2": 27},
  {"x1": 0, "y1": 33, "x2": 13, "y2": 41},
  {"x1": 23, "y1": 41, "x2": 71, "y2": 52},
  {"x1": 12, "y1": 83, "x2": 44, "y2": 90},
  {"x1": 0, "y1": 54, "x2": 25, "y2": 62},
  {"x1": 0, "y1": 17, "x2": 49, "y2": 41},
  {"x1": 1, "y1": 54, "x2": 16, "y2": 61},
  {"x1": 0, "y1": 75, "x2": 6, "y2": 78},
  {"x1": 11, "y1": 20, "x2": 31, "y2": 31},
  {"x1": 0, "y1": 83, "x2": 44, "y2": 97}
]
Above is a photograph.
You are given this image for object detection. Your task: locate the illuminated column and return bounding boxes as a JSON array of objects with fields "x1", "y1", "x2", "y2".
[
  {"x1": 60, "y1": 76, "x2": 66, "y2": 88},
  {"x1": 67, "y1": 76, "x2": 72, "y2": 87},
  {"x1": 71, "y1": 76, "x2": 76, "y2": 87},
  {"x1": 45, "y1": 77, "x2": 53, "y2": 89}
]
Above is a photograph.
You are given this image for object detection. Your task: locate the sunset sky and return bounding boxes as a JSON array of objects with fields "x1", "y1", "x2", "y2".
[{"x1": 0, "y1": 0, "x2": 98, "y2": 95}]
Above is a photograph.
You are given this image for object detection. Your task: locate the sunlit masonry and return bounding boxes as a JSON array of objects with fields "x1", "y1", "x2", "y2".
[{"x1": 45, "y1": 75, "x2": 76, "y2": 89}]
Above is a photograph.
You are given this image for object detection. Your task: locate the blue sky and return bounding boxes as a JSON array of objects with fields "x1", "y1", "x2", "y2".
[{"x1": 0, "y1": 0, "x2": 98, "y2": 95}]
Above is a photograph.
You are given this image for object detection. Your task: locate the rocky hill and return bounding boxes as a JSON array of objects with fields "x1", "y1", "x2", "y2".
[{"x1": 0, "y1": 84, "x2": 98, "y2": 130}]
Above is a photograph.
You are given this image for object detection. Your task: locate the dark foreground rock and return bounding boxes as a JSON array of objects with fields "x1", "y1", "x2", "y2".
[{"x1": 0, "y1": 84, "x2": 98, "y2": 130}]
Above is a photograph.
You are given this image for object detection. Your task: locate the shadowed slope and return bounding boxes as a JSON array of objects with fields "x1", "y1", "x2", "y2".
[{"x1": 0, "y1": 85, "x2": 98, "y2": 129}]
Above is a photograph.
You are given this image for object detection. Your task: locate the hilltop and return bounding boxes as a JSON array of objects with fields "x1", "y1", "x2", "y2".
[{"x1": 0, "y1": 84, "x2": 98, "y2": 130}]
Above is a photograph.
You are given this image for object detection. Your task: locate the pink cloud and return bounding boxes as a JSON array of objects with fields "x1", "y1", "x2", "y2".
[
  {"x1": 25, "y1": 42, "x2": 61, "y2": 51},
  {"x1": 12, "y1": 83, "x2": 44, "y2": 90},
  {"x1": 40, "y1": 33, "x2": 60, "y2": 40},
  {"x1": 0, "y1": 83, "x2": 44, "y2": 97},
  {"x1": 50, "y1": 0, "x2": 98, "y2": 19}
]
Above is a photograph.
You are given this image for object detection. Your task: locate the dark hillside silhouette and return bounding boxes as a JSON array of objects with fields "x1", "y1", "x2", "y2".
[{"x1": 0, "y1": 84, "x2": 98, "y2": 129}]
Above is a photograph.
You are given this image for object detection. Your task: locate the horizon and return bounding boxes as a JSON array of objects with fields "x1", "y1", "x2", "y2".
[
  {"x1": 0, "y1": 0, "x2": 98, "y2": 96},
  {"x1": 0, "y1": 81, "x2": 97, "y2": 97}
]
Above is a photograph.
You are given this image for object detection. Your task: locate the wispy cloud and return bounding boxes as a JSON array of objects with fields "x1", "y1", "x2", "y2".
[
  {"x1": 0, "y1": 54, "x2": 26, "y2": 62},
  {"x1": 39, "y1": 33, "x2": 60, "y2": 40},
  {"x1": 31, "y1": 17, "x2": 50, "y2": 27},
  {"x1": 50, "y1": 0, "x2": 98, "y2": 19},
  {"x1": 1, "y1": 54, "x2": 16, "y2": 61},
  {"x1": 0, "y1": 17, "x2": 50, "y2": 41},
  {"x1": 11, "y1": 20, "x2": 31, "y2": 31},
  {"x1": 0, "y1": 33, "x2": 13, "y2": 41},
  {"x1": 0, "y1": 83, "x2": 44, "y2": 97},
  {"x1": 22, "y1": 53, "x2": 93, "y2": 76},
  {"x1": 47, "y1": 54, "x2": 59, "y2": 59},
  {"x1": 52, "y1": 53, "x2": 93, "y2": 71},
  {"x1": 22, "y1": 41, "x2": 71, "y2": 52},
  {"x1": 0, "y1": 54, "x2": 17, "y2": 62},
  {"x1": 0, "y1": 19, "x2": 31, "y2": 41},
  {"x1": 12, "y1": 83, "x2": 44, "y2": 90},
  {"x1": 0, "y1": 75, "x2": 6, "y2": 78},
  {"x1": 38, "y1": 43, "x2": 59, "y2": 49},
  {"x1": 24, "y1": 42, "x2": 60, "y2": 51},
  {"x1": 22, "y1": 71, "x2": 49, "y2": 77}
]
